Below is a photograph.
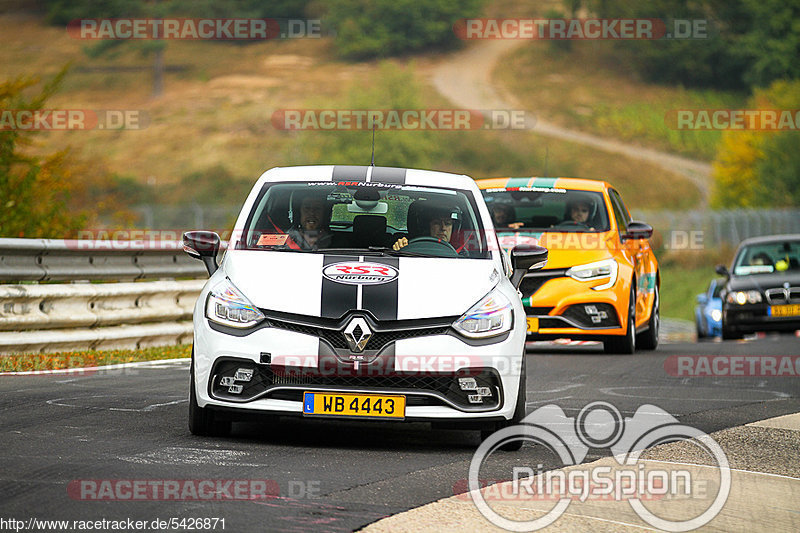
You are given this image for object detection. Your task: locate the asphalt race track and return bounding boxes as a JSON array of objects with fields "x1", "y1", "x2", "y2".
[{"x1": 1, "y1": 337, "x2": 798, "y2": 532}]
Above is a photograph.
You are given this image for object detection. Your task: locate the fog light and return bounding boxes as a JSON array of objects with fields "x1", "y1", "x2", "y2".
[
  {"x1": 220, "y1": 376, "x2": 236, "y2": 387},
  {"x1": 235, "y1": 368, "x2": 254, "y2": 382},
  {"x1": 459, "y1": 377, "x2": 478, "y2": 391},
  {"x1": 228, "y1": 384, "x2": 243, "y2": 394},
  {"x1": 585, "y1": 305, "x2": 598, "y2": 314},
  {"x1": 476, "y1": 386, "x2": 492, "y2": 396},
  {"x1": 468, "y1": 394, "x2": 484, "y2": 404}
]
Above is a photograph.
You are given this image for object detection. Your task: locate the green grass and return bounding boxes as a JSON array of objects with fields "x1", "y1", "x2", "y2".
[
  {"x1": 659, "y1": 265, "x2": 717, "y2": 322},
  {"x1": 0, "y1": 344, "x2": 191, "y2": 372}
]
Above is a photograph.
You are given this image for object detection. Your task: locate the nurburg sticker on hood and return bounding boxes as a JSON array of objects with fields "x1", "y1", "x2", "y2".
[{"x1": 322, "y1": 261, "x2": 399, "y2": 285}]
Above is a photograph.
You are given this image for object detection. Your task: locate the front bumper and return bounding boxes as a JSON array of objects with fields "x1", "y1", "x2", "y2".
[
  {"x1": 521, "y1": 269, "x2": 627, "y2": 340},
  {"x1": 193, "y1": 316, "x2": 526, "y2": 422},
  {"x1": 724, "y1": 305, "x2": 800, "y2": 334}
]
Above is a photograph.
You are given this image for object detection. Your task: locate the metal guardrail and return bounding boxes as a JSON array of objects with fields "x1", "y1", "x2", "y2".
[
  {"x1": 0, "y1": 239, "x2": 214, "y2": 354},
  {"x1": 0, "y1": 238, "x2": 210, "y2": 282},
  {"x1": 632, "y1": 208, "x2": 800, "y2": 249}
]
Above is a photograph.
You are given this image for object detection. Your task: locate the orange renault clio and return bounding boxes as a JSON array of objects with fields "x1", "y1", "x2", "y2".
[{"x1": 477, "y1": 177, "x2": 659, "y2": 353}]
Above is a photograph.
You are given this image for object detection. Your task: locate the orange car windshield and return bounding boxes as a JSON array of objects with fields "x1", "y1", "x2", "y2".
[{"x1": 483, "y1": 189, "x2": 610, "y2": 232}]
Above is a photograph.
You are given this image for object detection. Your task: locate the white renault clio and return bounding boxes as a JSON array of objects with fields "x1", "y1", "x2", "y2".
[{"x1": 183, "y1": 165, "x2": 546, "y2": 448}]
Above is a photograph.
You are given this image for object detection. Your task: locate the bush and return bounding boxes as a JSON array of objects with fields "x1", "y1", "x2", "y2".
[{"x1": 327, "y1": 0, "x2": 484, "y2": 60}]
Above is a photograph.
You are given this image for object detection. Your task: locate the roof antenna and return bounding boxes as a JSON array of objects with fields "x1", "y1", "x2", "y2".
[{"x1": 370, "y1": 122, "x2": 376, "y2": 166}]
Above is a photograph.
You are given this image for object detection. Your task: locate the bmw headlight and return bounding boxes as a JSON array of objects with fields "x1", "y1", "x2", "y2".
[
  {"x1": 453, "y1": 289, "x2": 513, "y2": 339},
  {"x1": 726, "y1": 290, "x2": 762, "y2": 305},
  {"x1": 206, "y1": 278, "x2": 265, "y2": 328},
  {"x1": 566, "y1": 259, "x2": 618, "y2": 291}
]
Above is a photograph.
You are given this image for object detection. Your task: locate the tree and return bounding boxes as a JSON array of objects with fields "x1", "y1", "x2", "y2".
[
  {"x1": 711, "y1": 80, "x2": 800, "y2": 208},
  {"x1": 0, "y1": 70, "x2": 87, "y2": 237}
]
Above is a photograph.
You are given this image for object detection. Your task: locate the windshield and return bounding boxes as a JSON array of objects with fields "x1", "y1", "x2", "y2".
[
  {"x1": 732, "y1": 240, "x2": 800, "y2": 275},
  {"x1": 238, "y1": 181, "x2": 489, "y2": 259},
  {"x1": 482, "y1": 188, "x2": 610, "y2": 232}
]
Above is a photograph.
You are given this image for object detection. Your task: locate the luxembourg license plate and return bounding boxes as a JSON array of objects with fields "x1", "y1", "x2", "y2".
[
  {"x1": 302, "y1": 392, "x2": 405, "y2": 419},
  {"x1": 769, "y1": 304, "x2": 800, "y2": 317},
  {"x1": 527, "y1": 317, "x2": 539, "y2": 333}
]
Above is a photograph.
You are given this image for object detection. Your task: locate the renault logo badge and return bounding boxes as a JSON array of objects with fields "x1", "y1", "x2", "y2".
[{"x1": 343, "y1": 317, "x2": 372, "y2": 352}]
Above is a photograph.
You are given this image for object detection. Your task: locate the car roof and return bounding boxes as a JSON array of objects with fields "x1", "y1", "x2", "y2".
[
  {"x1": 475, "y1": 176, "x2": 610, "y2": 192},
  {"x1": 737, "y1": 234, "x2": 800, "y2": 247},
  {"x1": 255, "y1": 165, "x2": 476, "y2": 190}
]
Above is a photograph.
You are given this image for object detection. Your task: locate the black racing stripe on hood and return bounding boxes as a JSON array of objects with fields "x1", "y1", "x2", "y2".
[
  {"x1": 332, "y1": 166, "x2": 368, "y2": 181},
  {"x1": 320, "y1": 255, "x2": 358, "y2": 319},
  {"x1": 370, "y1": 166, "x2": 406, "y2": 184},
  {"x1": 361, "y1": 256, "x2": 399, "y2": 321}
]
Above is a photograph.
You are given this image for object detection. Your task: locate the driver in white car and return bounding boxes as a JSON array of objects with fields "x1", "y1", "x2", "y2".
[{"x1": 392, "y1": 200, "x2": 458, "y2": 251}]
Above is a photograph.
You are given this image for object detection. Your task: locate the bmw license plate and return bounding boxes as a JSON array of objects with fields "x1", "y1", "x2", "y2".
[
  {"x1": 769, "y1": 304, "x2": 800, "y2": 317},
  {"x1": 303, "y1": 392, "x2": 405, "y2": 419}
]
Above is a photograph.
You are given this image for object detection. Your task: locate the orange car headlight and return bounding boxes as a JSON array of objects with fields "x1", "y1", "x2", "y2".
[{"x1": 566, "y1": 259, "x2": 618, "y2": 291}]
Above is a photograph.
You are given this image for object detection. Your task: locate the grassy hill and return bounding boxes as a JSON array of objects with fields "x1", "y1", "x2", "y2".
[{"x1": 2, "y1": 13, "x2": 700, "y2": 212}]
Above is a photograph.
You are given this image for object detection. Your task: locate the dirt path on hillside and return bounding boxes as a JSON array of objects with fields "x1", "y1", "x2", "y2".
[{"x1": 430, "y1": 40, "x2": 713, "y2": 202}]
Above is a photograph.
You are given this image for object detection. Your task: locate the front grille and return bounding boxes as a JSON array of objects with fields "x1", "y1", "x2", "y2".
[
  {"x1": 210, "y1": 358, "x2": 502, "y2": 409},
  {"x1": 525, "y1": 306, "x2": 554, "y2": 315},
  {"x1": 262, "y1": 312, "x2": 455, "y2": 352},
  {"x1": 519, "y1": 269, "x2": 567, "y2": 298},
  {"x1": 765, "y1": 287, "x2": 800, "y2": 305}
]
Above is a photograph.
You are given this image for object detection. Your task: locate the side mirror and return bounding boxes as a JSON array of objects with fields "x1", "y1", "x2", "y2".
[
  {"x1": 696, "y1": 293, "x2": 708, "y2": 305},
  {"x1": 715, "y1": 264, "x2": 730, "y2": 279},
  {"x1": 510, "y1": 244, "x2": 548, "y2": 289},
  {"x1": 623, "y1": 221, "x2": 653, "y2": 240},
  {"x1": 183, "y1": 231, "x2": 220, "y2": 276}
]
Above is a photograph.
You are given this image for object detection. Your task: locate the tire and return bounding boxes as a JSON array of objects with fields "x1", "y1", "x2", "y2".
[
  {"x1": 637, "y1": 284, "x2": 659, "y2": 351},
  {"x1": 604, "y1": 286, "x2": 636, "y2": 354},
  {"x1": 189, "y1": 353, "x2": 231, "y2": 437},
  {"x1": 480, "y1": 356, "x2": 527, "y2": 451}
]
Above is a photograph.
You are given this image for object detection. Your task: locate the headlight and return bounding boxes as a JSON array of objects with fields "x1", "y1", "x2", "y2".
[
  {"x1": 206, "y1": 278, "x2": 265, "y2": 328},
  {"x1": 726, "y1": 290, "x2": 762, "y2": 305},
  {"x1": 566, "y1": 259, "x2": 618, "y2": 291},
  {"x1": 452, "y1": 288, "x2": 513, "y2": 339},
  {"x1": 711, "y1": 309, "x2": 722, "y2": 322}
]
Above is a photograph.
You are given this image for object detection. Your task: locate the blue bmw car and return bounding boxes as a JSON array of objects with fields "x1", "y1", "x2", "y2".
[{"x1": 695, "y1": 278, "x2": 724, "y2": 339}]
